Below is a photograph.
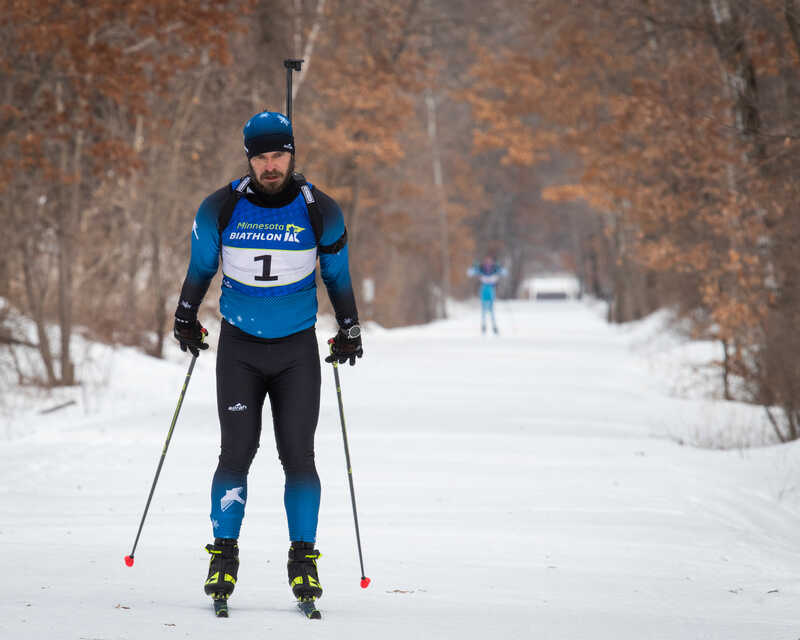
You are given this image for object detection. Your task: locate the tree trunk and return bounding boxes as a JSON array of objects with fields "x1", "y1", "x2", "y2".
[
  {"x1": 55, "y1": 129, "x2": 82, "y2": 386},
  {"x1": 608, "y1": 212, "x2": 631, "y2": 323},
  {"x1": 291, "y1": 0, "x2": 326, "y2": 102},
  {"x1": 21, "y1": 240, "x2": 56, "y2": 386},
  {"x1": 149, "y1": 217, "x2": 167, "y2": 358},
  {"x1": 147, "y1": 61, "x2": 210, "y2": 357},
  {"x1": 785, "y1": 0, "x2": 800, "y2": 57},
  {"x1": 346, "y1": 170, "x2": 362, "y2": 247},
  {"x1": 708, "y1": 0, "x2": 762, "y2": 158},
  {"x1": 425, "y1": 88, "x2": 451, "y2": 318},
  {"x1": 0, "y1": 247, "x2": 8, "y2": 301},
  {"x1": 721, "y1": 338, "x2": 732, "y2": 400}
]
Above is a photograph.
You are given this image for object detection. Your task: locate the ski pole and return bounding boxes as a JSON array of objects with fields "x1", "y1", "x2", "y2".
[
  {"x1": 329, "y1": 347, "x2": 370, "y2": 588},
  {"x1": 124, "y1": 354, "x2": 198, "y2": 567},
  {"x1": 283, "y1": 58, "x2": 304, "y2": 123}
]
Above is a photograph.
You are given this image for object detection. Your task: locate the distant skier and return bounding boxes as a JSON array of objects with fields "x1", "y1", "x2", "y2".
[
  {"x1": 172, "y1": 110, "x2": 362, "y2": 615},
  {"x1": 467, "y1": 255, "x2": 507, "y2": 334}
]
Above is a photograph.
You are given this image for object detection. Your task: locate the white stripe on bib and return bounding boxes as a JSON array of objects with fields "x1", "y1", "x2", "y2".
[{"x1": 222, "y1": 245, "x2": 317, "y2": 288}]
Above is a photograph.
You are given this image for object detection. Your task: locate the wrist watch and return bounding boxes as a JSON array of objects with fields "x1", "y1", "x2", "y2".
[{"x1": 342, "y1": 324, "x2": 361, "y2": 339}]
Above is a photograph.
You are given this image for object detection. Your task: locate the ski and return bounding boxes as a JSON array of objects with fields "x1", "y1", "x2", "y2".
[
  {"x1": 212, "y1": 597, "x2": 229, "y2": 618},
  {"x1": 297, "y1": 598, "x2": 322, "y2": 620}
]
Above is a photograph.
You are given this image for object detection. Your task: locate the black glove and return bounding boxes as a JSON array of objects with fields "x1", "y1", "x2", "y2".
[
  {"x1": 325, "y1": 325, "x2": 363, "y2": 366},
  {"x1": 173, "y1": 317, "x2": 209, "y2": 357}
]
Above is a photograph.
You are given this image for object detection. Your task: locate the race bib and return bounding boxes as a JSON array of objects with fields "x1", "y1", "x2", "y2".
[{"x1": 221, "y1": 246, "x2": 317, "y2": 288}]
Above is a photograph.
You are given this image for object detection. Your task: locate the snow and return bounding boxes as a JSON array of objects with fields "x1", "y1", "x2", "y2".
[{"x1": 2, "y1": 299, "x2": 800, "y2": 639}]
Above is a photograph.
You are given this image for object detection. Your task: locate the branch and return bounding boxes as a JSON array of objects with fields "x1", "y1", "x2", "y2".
[
  {"x1": 0, "y1": 51, "x2": 58, "y2": 141},
  {"x1": 0, "y1": 333, "x2": 37, "y2": 348},
  {"x1": 391, "y1": 0, "x2": 422, "y2": 63},
  {"x1": 764, "y1": 405, "x2": 788, "y2": 443},
  {"x1": 123, "y1": 35, "x2": 156, "y2": 55},
  {"x1": 786, "y1": 0, "x2": 800, "y2": 60}
]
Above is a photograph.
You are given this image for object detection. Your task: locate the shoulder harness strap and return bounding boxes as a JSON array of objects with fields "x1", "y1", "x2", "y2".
[
  {"x1": 293, "y1": 173, "x2": 323, "y2": 246},
  {"x1": 217, "y1": 174, "x2": 348, "y2": 253},
  {"x1": 217, "y1": 176, "x2": 251, "y2": 234},
  {"x1": 293, "y1": 173, "x2": 348, "y2": 254}
]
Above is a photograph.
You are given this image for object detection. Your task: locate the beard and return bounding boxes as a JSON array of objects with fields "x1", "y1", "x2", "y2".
[{"x1": 249, "y1": 156, "x2": 295, "y2": 195}]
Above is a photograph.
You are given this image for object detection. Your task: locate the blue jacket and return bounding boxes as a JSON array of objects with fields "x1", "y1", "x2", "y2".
[
  {"x1": 467, "y1": 261, "x2": 506, "y2": 302},
  {"x1": 176, "y1": 177, "x2": 358, "y2": 338}
]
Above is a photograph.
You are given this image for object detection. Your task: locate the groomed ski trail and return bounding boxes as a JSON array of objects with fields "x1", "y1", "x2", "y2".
[{"x1": 2, "y1": 300, "x2": 800, "y2": 639}]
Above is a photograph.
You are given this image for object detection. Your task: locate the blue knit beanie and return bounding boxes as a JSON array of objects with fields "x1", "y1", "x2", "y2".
[{"x1": 243, "y1": 111, "x2": 294, "y2": 158}]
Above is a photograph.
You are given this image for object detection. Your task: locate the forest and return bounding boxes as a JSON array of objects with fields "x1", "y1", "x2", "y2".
[{"x1": 2, "y1": 0, "x2": 799, "y2": 441}]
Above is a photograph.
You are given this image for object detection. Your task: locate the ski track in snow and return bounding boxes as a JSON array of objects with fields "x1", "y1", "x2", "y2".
[{"x1": 2, "y1": 300, "x2": 800, "y2": 639}]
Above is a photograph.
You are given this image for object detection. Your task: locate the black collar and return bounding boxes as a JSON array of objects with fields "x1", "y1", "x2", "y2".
[{"x1": 243, "y1": 178, "x2": 301, "y2": 208}]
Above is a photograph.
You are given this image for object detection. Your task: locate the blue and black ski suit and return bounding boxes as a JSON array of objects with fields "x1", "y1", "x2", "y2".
[
  {"x1": 467, "y1": 260, "x2": 506, "y2": 333},
  {"x1": 176, "y1": 175, "x2": 358, "y2": 543}
]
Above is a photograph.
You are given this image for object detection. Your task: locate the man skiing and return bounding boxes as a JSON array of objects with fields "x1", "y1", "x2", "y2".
[
  {"x1": 172, "y1": 110, "x2": 362, "y2": 616},
  {"x1": 467, "y1": 255, "x2": 506, "y2": 334}
]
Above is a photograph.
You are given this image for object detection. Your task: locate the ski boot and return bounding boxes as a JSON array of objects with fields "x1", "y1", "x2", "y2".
[
  {"x1": 204, "y1": 538, "x2": 239, "y2": 617},
  {"x1": 288, "y1": 541, "x2": 323, "y2": 602}
]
